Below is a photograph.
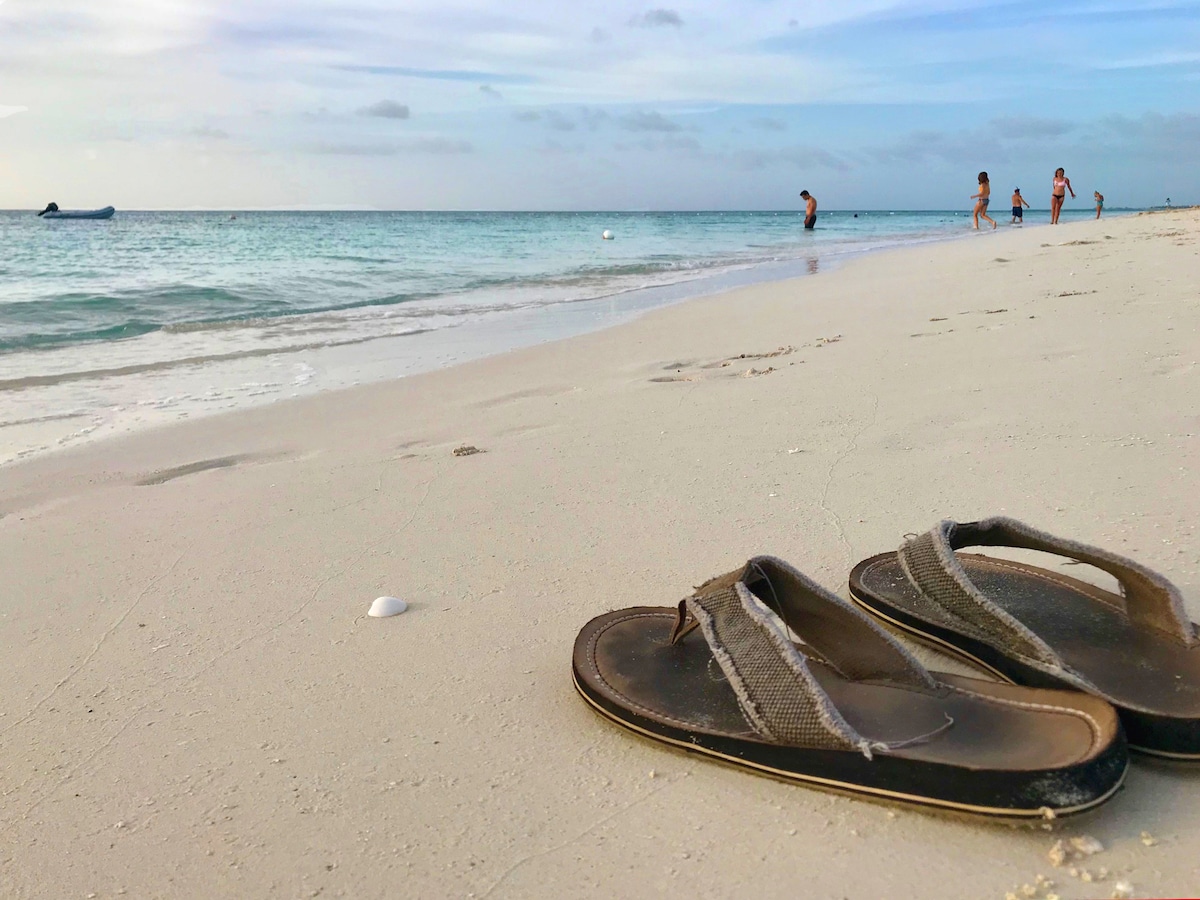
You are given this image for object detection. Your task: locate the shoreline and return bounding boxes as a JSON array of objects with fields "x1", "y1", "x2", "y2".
[
  {"x1": 2, "y1": 208, "x2": 1197, "y2": 898},
  {"x1": 0, "y1": 209, "x2": 1118, "y2": 467}
]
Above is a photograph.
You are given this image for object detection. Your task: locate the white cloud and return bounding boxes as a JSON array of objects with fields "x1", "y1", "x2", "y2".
[{"x1": 1, "y1": 1, "x2": 1196, "y2": 208}]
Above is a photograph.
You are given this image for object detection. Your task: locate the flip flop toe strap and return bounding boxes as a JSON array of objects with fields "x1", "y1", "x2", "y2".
[
  {"x1": 899, "y1": 517, "x2": 1197, "y2": 665},
  {"x1": 680, "y1": 560, "x2": 947, "y2": 758}
]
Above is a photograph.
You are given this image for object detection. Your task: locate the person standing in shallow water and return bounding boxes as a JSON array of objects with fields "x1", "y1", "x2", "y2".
[
  {"x1": 800, "y1": 190, "x2": 817, "y2": 230},
  {"x1": 1051, "y1": 167, "x2": 1075, "y2": 224},
  {"x1": 971, "y1": 172, "x2": 996, "y2": 230},
  {"x1": 1094, "y1": 191, "x2": 1104, "y2": 219},
  {"x1": 1011, "y1": 187, "x2": 1030, "y2": 225}
]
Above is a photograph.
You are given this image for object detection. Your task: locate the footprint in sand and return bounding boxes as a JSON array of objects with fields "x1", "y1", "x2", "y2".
[
  {"x1": 134, "y1": 452, "x2": 285, "y2": 485},
  {"x1": 649, "y1": 346, "x2": 801, "y2": 384}
]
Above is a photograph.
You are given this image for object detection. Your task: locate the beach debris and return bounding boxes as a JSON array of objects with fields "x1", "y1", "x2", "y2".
[
  {"x1": 1139, "y1": 830, "x2": 1158, "y2": 846},
  {"x1": 786, "y1": 447, "x2": 804, "y2": 454},
  {"x1": 814, "y1": 335, "x2": 842, "y2": 346},
  {"x1": 756, "y1": 345, "x2": 795, "y2": 358},
  {"x1": 453, "y1": 445, "x2": 484, "y2": 457},
  {"x1": 1110, "y1": 881, "x2": 1133, "y2": 899},
  {"x1": 722, "y1": 346, "x2": 795, "y2": 364},
  {"x1": 602, "y1": 230, "x2": 614, "y2": 240},
  {"x1": 1009, "y1": 874, "x2": 1058, "y2": 900},
  {"x1": 1048, "y1": 835, "x2": 1104, "y2": 868},
  {"x1": 984, "y1": 308, "x2": 1008, "y2": 314},
  {"x1": 741, "y1": 367, "x2": 775, "y2": 377},
  {"x1": 368, "y1": 596, "x2": 408, "y2": 617}
]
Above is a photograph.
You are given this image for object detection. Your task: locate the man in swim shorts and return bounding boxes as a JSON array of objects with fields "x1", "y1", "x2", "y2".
[
  {"x1": 1011, "y1": 187, "x2": 1029, "y2": 224},
  {"x1": 800, "y1": 190, "x2": 817, "y2": 229}
]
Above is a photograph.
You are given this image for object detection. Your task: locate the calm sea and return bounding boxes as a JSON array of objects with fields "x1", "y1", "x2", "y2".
[{"x1": 0, "y1": 208, "x2": 1115, "y2": 464}]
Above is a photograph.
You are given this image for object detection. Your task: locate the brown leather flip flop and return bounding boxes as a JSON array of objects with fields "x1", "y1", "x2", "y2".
[
  {"x1": 573, "y1": 556, "x2": 1126, "y2": 818},
  {"x1": 850, "y1": 517, "x2": 1200, "y2": 758}
]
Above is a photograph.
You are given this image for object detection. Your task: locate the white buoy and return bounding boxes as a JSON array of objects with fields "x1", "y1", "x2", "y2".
[
  {"x1": 602, "y1": 230, "x2": 614, "y2": 240},
  {"x1": 368, "y1": 596, "x2": 408, "y2": 617}
]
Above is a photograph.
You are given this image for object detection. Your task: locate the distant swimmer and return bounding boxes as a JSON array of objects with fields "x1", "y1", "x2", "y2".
[
  {"x1": 971, "y1": 171, "x2": 997, "y2": 230},
  {"x1": 800, "y1": 190, "x2": 817, "y2": 230},
  {"x1": 1011, "y1": 187, "x2": 1030, "y2": 224}
]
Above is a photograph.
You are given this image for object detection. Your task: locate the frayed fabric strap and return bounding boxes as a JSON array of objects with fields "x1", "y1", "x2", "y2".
[
  {"x1": 898, "y1": 523, "x2": 1059, "y2": 666},
  {"x1": 900, "y1": 518, "x2": 1197, "y2": 658},
  {"x1": 952, "y1": 517, "x2": 1197, "y2": 646},
  {"x1": 682, "y1": 558, "x2": 957, "y2": 758},
  {"x1": 686, "y1": 578, "x2": 862, "y2": 751}
]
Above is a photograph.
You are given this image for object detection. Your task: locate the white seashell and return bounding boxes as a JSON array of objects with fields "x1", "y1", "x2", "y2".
[
  {"x1": 1069, "y1": 835, "x2": 1104, "y2": 857},
  {"x1": 368, "y1": 596, "x2": 408, "y2": 617},
  {"x1": 602, "y1": 230, "x2": 614, "y2": 240}
]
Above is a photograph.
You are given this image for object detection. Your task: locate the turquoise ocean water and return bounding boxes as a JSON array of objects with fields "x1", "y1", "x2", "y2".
[{"x1": 0, "y1": 208, "x2": 1115, "y2": 463}]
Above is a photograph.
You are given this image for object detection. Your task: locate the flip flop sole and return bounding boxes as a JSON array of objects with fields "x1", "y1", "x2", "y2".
[{"x1": 573, "y1": 668, "x2": 1127, "y2": 819}]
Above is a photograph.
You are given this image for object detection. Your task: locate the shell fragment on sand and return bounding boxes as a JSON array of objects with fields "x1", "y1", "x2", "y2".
[
  {"x1": 1048, "y1": 835, "x2": 1104, "y2": 867},
  {"x1": 368, "y1": 596, "x2": 408, "y2": 617}
]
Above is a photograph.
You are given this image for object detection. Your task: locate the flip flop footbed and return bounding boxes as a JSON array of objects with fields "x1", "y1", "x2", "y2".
[{"x1": 574, "y1": 607, "x2": 1127, "y2": 816}]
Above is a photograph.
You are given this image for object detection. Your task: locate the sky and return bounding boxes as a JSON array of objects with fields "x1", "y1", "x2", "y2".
[{"x1": 1, "y1": 0, "x2": 1198, "y2": 210}]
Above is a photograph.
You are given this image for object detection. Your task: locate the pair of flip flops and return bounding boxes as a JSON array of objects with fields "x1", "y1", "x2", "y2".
[{"x1": 572, "y1": 517, "x2": 1199, "y2": 819}]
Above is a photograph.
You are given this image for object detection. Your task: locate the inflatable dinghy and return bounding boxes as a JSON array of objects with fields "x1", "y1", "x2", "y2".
[{"x1": 38, "y1": 204, "x2": 115, "y2": 220}]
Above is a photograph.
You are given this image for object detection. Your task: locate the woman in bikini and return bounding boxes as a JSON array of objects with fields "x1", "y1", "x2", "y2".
[
  {"x1": 1094, "y1": 191, "x2": 1104, "y2": 219},
  {"x1": 1051, "y1": 167, "x2": 1075, "y2": 224},
  {"x1": 971, "y1": 171, "x2": 996, "y2": 230}
]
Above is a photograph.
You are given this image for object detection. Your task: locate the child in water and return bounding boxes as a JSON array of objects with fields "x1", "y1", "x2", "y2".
[
  {"x1": 972, "y1": 172, "x2": 996, "y2": 230},
  {"x1": 1011, "y1": 188, "x2": 1030, "y2": 224}
]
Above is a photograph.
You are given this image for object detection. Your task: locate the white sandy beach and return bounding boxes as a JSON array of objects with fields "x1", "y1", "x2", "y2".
[{"x1": 2, "y1": 210, "x2": 1198, "y2": 898}]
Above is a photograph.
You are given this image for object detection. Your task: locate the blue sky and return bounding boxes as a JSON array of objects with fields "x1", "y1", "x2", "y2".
[{"x1": 1, "y1": 0, "x2": 1197, "y2": 209}]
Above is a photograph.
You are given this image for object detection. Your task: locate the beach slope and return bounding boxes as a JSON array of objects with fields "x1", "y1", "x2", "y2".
[{"x1": 2, "y1": 210, "x2": 1198, "y2": 898}]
